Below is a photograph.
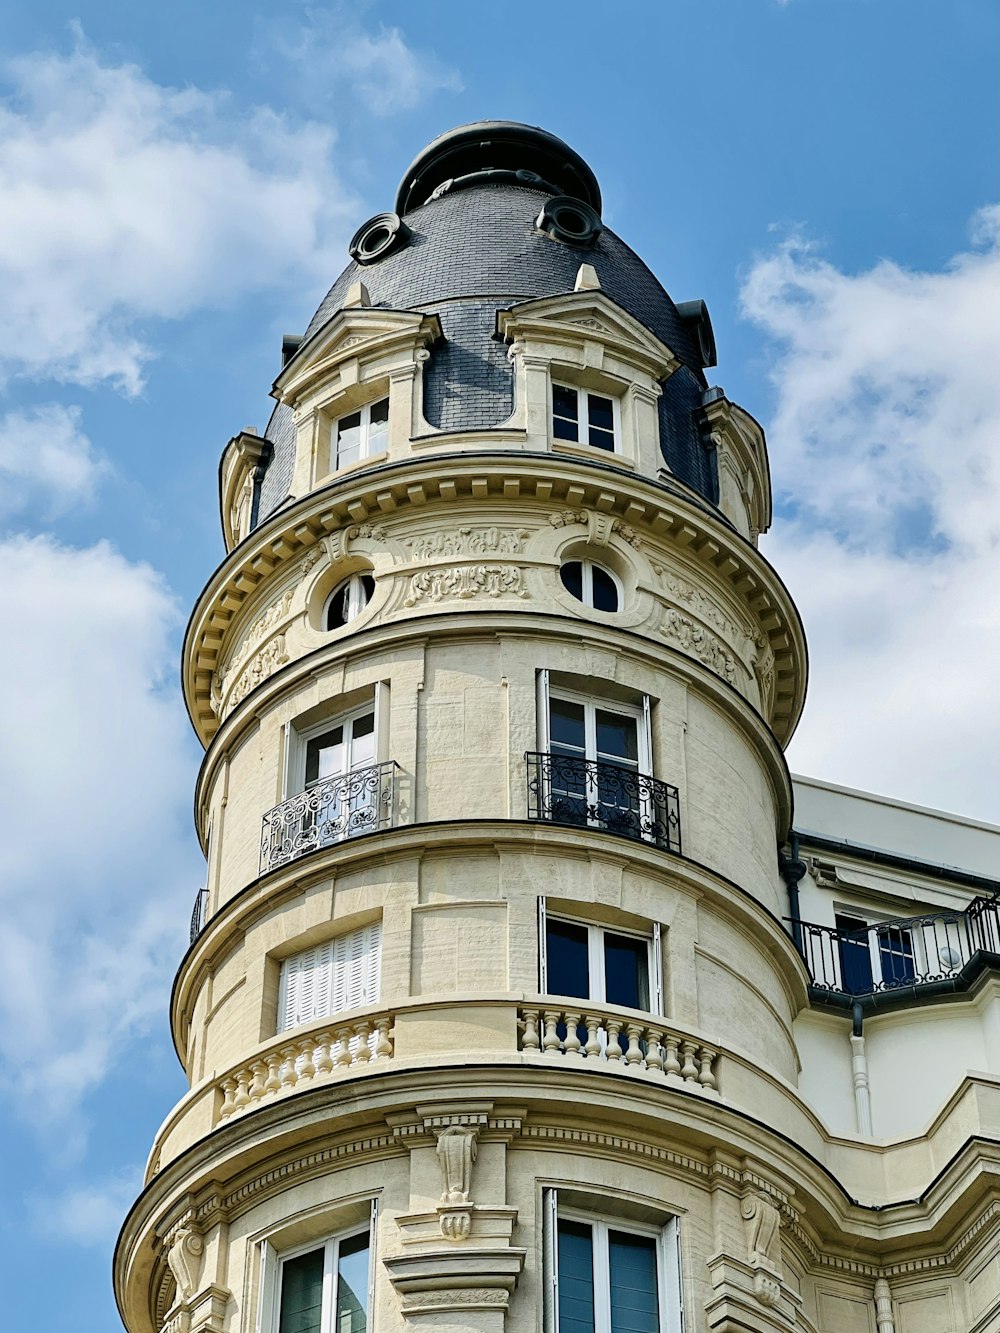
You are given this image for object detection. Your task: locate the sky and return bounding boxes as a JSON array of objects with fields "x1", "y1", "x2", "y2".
[{"x1": 0, "y1": 2, "x2": 996, "y2": 1328}]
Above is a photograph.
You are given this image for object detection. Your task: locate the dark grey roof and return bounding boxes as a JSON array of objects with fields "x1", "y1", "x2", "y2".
[{"x1": 253, "y1": 177, "x2": 716, "y2": 526}]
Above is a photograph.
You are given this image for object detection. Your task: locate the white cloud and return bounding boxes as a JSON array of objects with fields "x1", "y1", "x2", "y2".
[
  {"x1": 742, "y1": 209, "x2": 1000, "y2": 821},
  {"x1": 0, "y1": 37, "x2": 358, "y2": 394},
  {"x1": 0, "y1": 403, "x2": 108, "y2": 517},
  {"x1": 30, "y1": 1169, "x2": 140, "y2": 1247},
  {"x1": 269, "y1": 12, "x2": 463, "y2": 118},
  {"x1": 0, "y1": 535, "x2": 198, "y2": 1138}
]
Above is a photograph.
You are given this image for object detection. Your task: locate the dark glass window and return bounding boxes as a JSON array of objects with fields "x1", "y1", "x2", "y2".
[
  {"x1": 278, "y1": 1248, "x2": 325, "y2": 1333},
  {"x1": 326, "y1": 574, "x2": 375, "y2": 630},
  {"x1": 560, "y1": 560, "x2": 621, "y2": 613},
  {"x1": 547, "y1": 919, "x2": 590, "y2": 1000},
  {"x1": 609, "y1": 1230, "x2": 659, "y2": 1332},
  {"x1": 553, "y1": 384, "x2": 580, "y2": 441},
  {"x1": 587, "y1": 393, "x2": 615, "y2": 450},
  {"x1": 835, "y1": 913, "x2": 874, "y2": 994},
  {"x1": 552, "y1": 384, "x2": 618, "y2": 451},
  {"x1": 546, "y1": 917, "x2": 650, "y2": 1012}
]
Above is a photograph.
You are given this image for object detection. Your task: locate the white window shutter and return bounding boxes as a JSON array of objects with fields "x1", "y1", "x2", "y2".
[
  {"x1": 374, "y1": 681, "x2": 390, "y2": 759},
  {"x1": 278, "y1": 923, "x2": 382, "y2": 1031},
  {"x1": 367, "y1": 1197, "x2": 379, "y2": 1323},
  {"x1": 542, "y1": 1187, "x2": 559, "y2": 1333},
  {"x1": 538, "y1": 896, "x2": 548, "y2": 992},
  {"x1": 537, "y1": 669, "x2": 551, "y2": 751},
  {"x1": 365, "y1": 923, "x2": 382, "y2": 1005},
  {"x1": 641, "y1": 694, "x2": 654, "y2": 774},
  {"x1": 257, "y1": 1241, "x2": 278, "y2": 1333},
  {"x1": 662, "y1": 1215, "x2": 684, "y2": 1333},
  {"x1": 651, "y1": 922, "x2": 664, "y2": 1017}
]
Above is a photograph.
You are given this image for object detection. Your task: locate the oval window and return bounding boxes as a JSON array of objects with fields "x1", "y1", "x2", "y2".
[
  {"x1": 559, "y1": 560, "x2": 621, "y2": 613},
  {"x1": 325, "y1": 574, "x2": 375, "y2": 631}
]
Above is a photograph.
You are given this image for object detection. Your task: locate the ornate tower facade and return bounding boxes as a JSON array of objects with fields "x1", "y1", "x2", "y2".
[{"x1": 115, "y1": 123, "x2": 991, "y2": 1333}]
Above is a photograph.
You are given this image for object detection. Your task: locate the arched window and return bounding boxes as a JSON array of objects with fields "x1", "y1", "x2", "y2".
[
  {"x1": 559, "y1": 560, "x2": 621, "y2": 613},
  {"x1": 325, "y1": 574, "x2": 375, "y2": 631}
]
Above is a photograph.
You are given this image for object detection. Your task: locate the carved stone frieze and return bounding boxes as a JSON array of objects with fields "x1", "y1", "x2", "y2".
[
  {"x1": 662, "y1": 609, "x2": 737, "y2": 684},
  {"x1": 401, "y1": 1288, "x2": 509, "y2": 1309},
  {"x1": 549, "y1": 509, "x2": 587, "y2": 528},
  {"x1": 298, "y1": 544, "x2": 325, "y2": 575},
  {"x1": 611, "y1": 519, "x2": 641, "y2": 549},
  {"x1": 407, "y1": 526, "x2": 529, "y2": 558},
  {"x1": 224, "y1": 634, "x2": 290, "y2": 715},
  {"x1": 404, "y1": 565, "x2": 528, "y2": 605},
  {"x1": 347, "y1": 522, "x2": 387, "y2": 543},
  {"x1": 215, "y1": 589, "x2": 294, "y2": 708}
]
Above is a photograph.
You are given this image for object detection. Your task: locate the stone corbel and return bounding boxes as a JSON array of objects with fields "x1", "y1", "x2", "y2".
[
  {"x1": 436, "y1": 1124, "x2": 479, "y2": 1239},
  {"x1": 741, "y1": 1189, "x2": 783, "y2": 1308}
]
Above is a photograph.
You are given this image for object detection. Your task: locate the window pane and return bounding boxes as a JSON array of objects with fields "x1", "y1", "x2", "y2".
[
  {"x1": 587, "y1": 394, "x2": 614, "y2": 433},
  {"x1": 591, "y1": 565, "x2": 619, "y2": 612},
  {"x1": 553, "y1": 385, "x2": 579, "y2": 421},
  {"x1": 358, "y1": 574, "x2": 375, "y2": 606},
  {"x1": 327, "y1": 582, "x2": 352, "y2": 630},
  {"x1": 335, "y1": 1231, "x2": 370, "y2": 1333},
  {"x1": 595, "y1": 710, "x2": 638, "y2": 765},
  {"x1": 336, "y1": 412, "x2": 362, "y2": 467},
  {"x1": 366, "y1": 399, "x2": 389, "y2": 456},
  {"x1": 604, "y1": 934, "x2": 649, "y2": 1011},
  {"x1": 588, "y1": 425, "x2": 616, "y2": 451},
  {"x1": 369, "y1": 397, "x2": 389, "y2": 426},
  {"x1": 835, "y1": 914, "x2": 874, "y2": 993},
  {"x1": 609, "y1": 1230, "x2": 659, "y2": 1333},
  {"x1": 561, "y1": 562, "x2": 585, "y2": 601},
  {"x1": 551, "y1": 698, "x2": 587, "y2": 755},
  {"x1": 278, "y1": 1248, "x2": 325, "y2": 1333},
  {"x1": 349, "y1": 712, "x2": 376, "y2": 767},
  {"x1": 306, "y1": 727, "x2": 345, "y2": 784},
  {"x1": 547, "y1": 919, "x2": 591, "y2": 999},
  {"x1": 557, "y1": 1219, "x2": 596, "y2": 1333},
  {"x1": 878, "y1": 927, "x2": 915, "y2": 985}
]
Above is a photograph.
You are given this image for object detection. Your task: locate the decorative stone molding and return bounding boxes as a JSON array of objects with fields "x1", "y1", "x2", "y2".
[
  {"x1": 705, "y1": 1253, "x2": 799, "y2": 1332},
  {"x1": 214, "y1": 589, "x2": 294, "y2": 709},
  {"x1": 436, "y1": 1124, "x2": 479, "y2": 1239},
  {"x1": 407, "y1": 526, "x2": 529, "y2": 558},
  {"x1": 874, "y1": 1277, "x2": 896, "y2": 1333},
  {"x1": 741, "y1": 1189, "x2": 783, "y2": 1308},
  {"x1": 662, "y1": 608, "x2": 737, "y2": 684},
  {"x1": 222, "y1": 633, "x2": 289, "y2": 716},
  {"x1": 165, "y1": 1225, "x2": 204, "y2": 1301},
  {"x1": 384, "y1": 1247, "x2": 525, "y2": 1326},
  {"x1": 403, "y1": 565, "x2": 528, "y2": 604},
  {"x1": 549, "y1": 509, "x2": 587, "y2": 528}
]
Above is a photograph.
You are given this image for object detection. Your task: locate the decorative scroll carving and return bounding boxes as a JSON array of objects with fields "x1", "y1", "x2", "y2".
[
  {"x1": 611, "y1": 519, "x2": 641, "y2": 549},
  {"x1": 741, "y1": 1190, "x2": 782, "y2": 1308},
  {"x1": 664, "y1": 576, "x2": 745, "y2": 645},
  {"x1": 407, "y1": 526, "x2": 528, "y2": 558},
  {"x1": 219, "y1": 589, "x2": 293, "y2": 693},
  {"x1": 750, "y1": 630, "x2": 775, "y2": 711},
  {"x1": 225, "y1": 634, "x2": 289, "y2": 714},
  {"x1": 662, "y1": 610, "x2": 736, "y2": 683},
  {"x1": 298, "y1": 544, "x2": 325, "y2": 575},
  {"x1": 436, "y1": 1125, "x2": 479, "y2": 1240},
  {"x1": 549, "y1": 510, "x2": 587, "y2": 528},
  {"x1": 165, "y1": 1225, "x2": 203, "y2": 1302},
  {"x1": 404, "y1": 566, "x2": 527, "y2": 605}
]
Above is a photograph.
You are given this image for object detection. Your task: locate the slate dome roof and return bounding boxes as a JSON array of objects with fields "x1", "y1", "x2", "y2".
[{"x1": 254, "y1": 122, "x2": 717, "y2": 526}]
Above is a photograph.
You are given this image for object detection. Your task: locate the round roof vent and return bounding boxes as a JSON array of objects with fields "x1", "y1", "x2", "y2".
[{"x1": 395, "y1": 120, "x2": 602, "y2": 216}]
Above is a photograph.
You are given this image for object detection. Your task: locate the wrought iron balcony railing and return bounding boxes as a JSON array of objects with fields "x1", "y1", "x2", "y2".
[
  {"x1": 189, "y1": 887, "x2": 208, "y2": 943},
  {"x1": 525, "y1": 751, "x2": 681, "y2": 854},
  {"x1": 797, "y1": 893, "x2": 1000, "y2": 999},
  {"x1": 260, "y1": 760, "x2": 399, "y2": 873}
]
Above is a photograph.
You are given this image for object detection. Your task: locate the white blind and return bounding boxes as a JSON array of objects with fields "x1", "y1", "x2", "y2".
[{"x1": 278, "y1": 923, "x2": 382, "y2": 1031}]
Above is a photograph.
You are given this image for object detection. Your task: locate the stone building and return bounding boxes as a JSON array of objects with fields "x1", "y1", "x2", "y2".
[{"x1": 114, "y1": 122, "x2": 1000, "y2": 1333}]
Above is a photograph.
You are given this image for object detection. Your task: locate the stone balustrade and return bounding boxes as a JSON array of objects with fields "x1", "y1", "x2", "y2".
[
  {"x1": 217, "y1": 1013, "x2": 394, "y2": 1122},
  {"x1": 518, "y1": 1003, "x2": 719, "y2": 1095}
]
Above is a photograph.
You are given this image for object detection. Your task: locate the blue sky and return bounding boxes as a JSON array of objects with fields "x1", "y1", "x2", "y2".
[{"x1": 0, "y1": 3, "x2": 996, "y2": 1329}]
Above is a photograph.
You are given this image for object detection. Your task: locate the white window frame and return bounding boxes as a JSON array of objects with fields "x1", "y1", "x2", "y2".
[
  {"x1": 542, "y1": 1188, "x2": 683, "y2": 1333},
  {"x1": 540, "y1": 903, "x2": 663, "y2": 1016},
  {"x1": 546, "y1": 685, "x2": 652, "y2": 773},
  {"x1": 559, "y1": 558, "x2": 623, "y2": 613},
  {"x1": 261, "y1": 1200, "x2": 378, "y2": 1333},
  {"x1": 551, "y1": 381, "x2": 621, "y2": 454},
  {"x1": 323, "y1": 572, "x2": 375, "y2": 631},
  {"x1": 331, "y1": 395, "x2": 389, "y2": 471},
  {"x1": 277, "y1": 921, "x2": 382, "y2": 1032},
  {"x1": 286, "y1": 692, "x2": 385, "y2": 800}
]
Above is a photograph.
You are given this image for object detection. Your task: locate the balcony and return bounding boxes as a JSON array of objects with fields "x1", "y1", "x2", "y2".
[
  {"x1": 796, "y1": 892, "x2": 1000, "y2": 1001},
  {"x1": 189, "y1": 887, "x2": 208, "y2": 943},
  {"x1": 260, "y1": 760, "x2": 399, "y2": 873},
  {"x1": 525, "y1": 751, "x2": 681, "y2": 853}
]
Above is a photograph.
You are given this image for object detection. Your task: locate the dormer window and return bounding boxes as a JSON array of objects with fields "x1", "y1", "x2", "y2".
[
  {"x1": 552, "y1": 383, "x2": 617, "y2": 452},
  {"x1": 333, "y1": 397, "x2": 389, "y2": 471}
]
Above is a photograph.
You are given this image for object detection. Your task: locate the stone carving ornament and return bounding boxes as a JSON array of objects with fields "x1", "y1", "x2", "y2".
[
  {"x1": 408, "y1": 526, "x2": 528, "y2": 558},
  {"x1": 436, "y1": 1125, "x2": 478, "y2": 1240},
  {"x1": 225, "y1": 634, "x2": 290, "y2": 715},
  {"x1": 662, "y1": 609, "x2": 737, "y2": 684},
  {"x1": 404, "y1": 565, "x2": 527, "y2": 605},
  {"x1": 741, "y1": 1190, "x2": 782, "y2": 1308},
  {"x1": 165, "y1": 1225, "x2": 204, "y2": 1303}
]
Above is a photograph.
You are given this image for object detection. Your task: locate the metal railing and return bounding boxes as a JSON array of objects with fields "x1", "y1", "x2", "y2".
[
  {"x1": 525, "y1": 751, "x2": 681, "y2": 854},
  {"x1": 797, "y1": 893, "x2": 1000, "y2": 998},
  {"x1": 189, "y1": 887, "x2": 208, "y2": 943},
  {"x1": 260, "y1": 760, "x2": 399, "y2": 873}
]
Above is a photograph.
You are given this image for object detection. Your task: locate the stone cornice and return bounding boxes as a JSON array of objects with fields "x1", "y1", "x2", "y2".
[{"x1": 182, "y1": 450, "x2": 806, "y2": 747}]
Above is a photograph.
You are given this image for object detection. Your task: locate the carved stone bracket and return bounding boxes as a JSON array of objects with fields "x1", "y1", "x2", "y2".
[{"x1": 384, "y1": 1247, "x2": 526, "y2": 1329}]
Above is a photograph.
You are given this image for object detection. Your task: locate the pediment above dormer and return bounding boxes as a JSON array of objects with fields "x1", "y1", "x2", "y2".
[
  {"x1": 272, "y1": 306, "x2": 443, "y2": 408},
  {"x1": 496, "y1": 291, "x2": 682, "y2": 382}
]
